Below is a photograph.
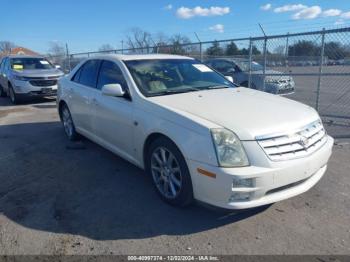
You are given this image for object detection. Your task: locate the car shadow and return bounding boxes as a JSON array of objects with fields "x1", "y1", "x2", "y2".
[
  {"x1": 0, "y1": 96, "x2": 56, "y2": 107},
  {"x1": 0, "y1": 121, "x2": 270, "y2": 240}
]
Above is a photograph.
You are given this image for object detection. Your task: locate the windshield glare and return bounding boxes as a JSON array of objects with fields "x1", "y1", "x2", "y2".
[
  {"x1": 124, "y1": 59, "x2": 235, "y2": 97},
  {"x1": 10, "y1": 58, "x2": 54, "y2": 70}
]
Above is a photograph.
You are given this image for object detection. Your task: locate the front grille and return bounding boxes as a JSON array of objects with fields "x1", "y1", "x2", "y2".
[
  {"x1": 30, "y1": 79, "x2": 57, "y2": 87},
  {"x1": 256, "y1": 120, "x2": 327, "y2": 161}
]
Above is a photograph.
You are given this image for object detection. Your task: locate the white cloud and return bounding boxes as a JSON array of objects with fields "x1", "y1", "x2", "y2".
[
  {"x1": 274, "y1": 4, "x2": 307, "y2": 13},
  {"x1": 322, "y1": 9, "x2": 342, "y2": 17},
  {"x1": 292, "y1": 6, "x2": 322, "y2": 20},
  {"x1": 164, "y1": 4, "x2": 173, "y2": 10},
  {"x1": 341, "y1": 11, "x2": 350, "y2": 19},
  {"x1": 209, "y1": 24, "x2": 224, "y2": 33},
  {"x1": 261, "y1": 4, "x2": 272, "y2": 11},
  {"x1": 176, "y1": 6, "x2": 230, "y2": 19}
]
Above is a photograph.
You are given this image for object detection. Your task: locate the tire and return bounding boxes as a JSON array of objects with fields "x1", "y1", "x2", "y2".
[
  {"x1": 0, "y1": 85, "x2": 6, "y2": 97},
  {"x1": 8, "y1": 85, "x2": 21, "y2": 104},
  {"x1": 146, "y1": 137, "x2": 194, "y2": 207},
  {"x1": 60, "y1": 104, "x2": 79, "y2": 141}
]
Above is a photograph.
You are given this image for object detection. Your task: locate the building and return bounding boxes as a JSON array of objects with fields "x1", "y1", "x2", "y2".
[{"x1": 0, "y1": 46, "x2": 40, "y2": 57}]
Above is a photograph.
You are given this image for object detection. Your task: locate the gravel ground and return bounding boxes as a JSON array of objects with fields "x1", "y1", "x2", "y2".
[{"x1": 0, "y1": 97, "x2": 349, "y2": 255}]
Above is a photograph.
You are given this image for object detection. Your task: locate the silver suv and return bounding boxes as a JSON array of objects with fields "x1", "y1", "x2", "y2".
[
  {"x1": 205, "y1": 58, "x2": 295, "y2": 95},
  {"x1": 0, "y1": 55, "x2": 64, "y2": 104}
]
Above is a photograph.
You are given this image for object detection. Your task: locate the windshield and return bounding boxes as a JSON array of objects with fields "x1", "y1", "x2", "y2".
[
  {"x1": 235, "y1": 60, "x2": 264, "y2": 72},
  {"x1": 124, "y1": 59, "x2": 235, "y2": 97},
  {"x1": 10, "y1": 58, "x2": 54, "y2": 70}
]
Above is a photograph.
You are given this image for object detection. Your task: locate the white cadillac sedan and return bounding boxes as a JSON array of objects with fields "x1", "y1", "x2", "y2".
[{"x1": 57, "y1": 54, "x2": 333, "y2": 209}]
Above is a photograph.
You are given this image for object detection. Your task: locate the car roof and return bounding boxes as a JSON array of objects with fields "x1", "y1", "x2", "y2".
[
  {"x1": 206, "y1": 57, "x2": 248, "y2": 62},
  {"x1": 85, "y1": 53, "x2": 195, "y2": 61}
]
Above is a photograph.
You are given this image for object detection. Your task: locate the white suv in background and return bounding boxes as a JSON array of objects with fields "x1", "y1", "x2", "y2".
[
  {"x1": 57, "y1": 54, "x2": 333, "y2": 210},
  {"x1": 0, "y1": 55, "x2": 64, "y2": 104}
]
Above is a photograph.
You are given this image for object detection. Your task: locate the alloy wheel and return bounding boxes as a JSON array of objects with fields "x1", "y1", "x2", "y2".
[
  {"x1": 151, "y1": 147, "x2": 182, "y2": 199},
  {"x1": 62, "y1": 107, "x2": 74, "y2": 138}
]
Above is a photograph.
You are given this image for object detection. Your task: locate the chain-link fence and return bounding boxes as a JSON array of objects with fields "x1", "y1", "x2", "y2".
[{"x1": 47, "y1": 27, "x2": 350, "y2": 138}]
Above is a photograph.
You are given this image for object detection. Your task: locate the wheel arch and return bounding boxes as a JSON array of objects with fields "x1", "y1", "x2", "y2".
[
  {"x1": 58, "y1": 100, "x2": 68, "y2": 120},
  {"x1": 142, "y1": 132, "x2": 185, "y2": 169}
]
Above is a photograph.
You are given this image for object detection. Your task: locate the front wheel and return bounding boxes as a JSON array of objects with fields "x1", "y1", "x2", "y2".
[
  {"x1": 0, "y1": 85, "x2": 6, "y2": 97},
  {"x1": 146, "y1": 137, "x2": 194, "y2": 207},
  {"x1": 9, "y1": 85, "x2": 21, "y2": 104}
]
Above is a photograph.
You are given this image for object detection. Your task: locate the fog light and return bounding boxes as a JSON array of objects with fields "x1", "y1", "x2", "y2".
[
  {"x1": 232, "y1": 177, "x2": 253, "y2": 188},
  {"x1": 229, "y1": 192, "x2": 252, "y2": 202}
]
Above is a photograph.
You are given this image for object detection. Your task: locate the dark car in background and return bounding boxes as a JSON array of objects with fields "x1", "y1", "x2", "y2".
[{"x1": 205, "y1": 58, "x2": 295, "y2": 95}]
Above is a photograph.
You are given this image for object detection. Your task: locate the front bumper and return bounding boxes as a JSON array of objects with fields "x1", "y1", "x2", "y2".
[
  {"x1": 265, "y1": 81, "x2": 295, "y2": 95},
  {"x1": 187, "y1": 135, "x2": 333, "y2": 209},
  {"x1": 12, "y1": 79, "x2": 58, "y2": 97}
]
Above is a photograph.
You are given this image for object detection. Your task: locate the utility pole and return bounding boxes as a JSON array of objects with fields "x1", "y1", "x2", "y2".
[
  {"x1": 121, "y1": 40, "x2": 124, "y2": 54},
  {"x1": 194, "y1": 32, "x2": 203, "y2": 61},
  {"x1": 65, "y1": 43, "x2": 71, "y2": 72}
]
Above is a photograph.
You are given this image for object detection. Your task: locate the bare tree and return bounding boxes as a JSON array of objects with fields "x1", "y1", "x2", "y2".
[
  {"x1": 125, "y1": 28, "x2": 154, "y2": 53},
  {"x1": 98, "y1": 44, "x2": 115, "y2": 52},
  {"x1": 48, "y1": 41, "x2": 66, "y2": 57},
  {"x1": 169, "y1": 34, "x2": 192, "y2": 55},
  {"x1": 0, "y1": 41, "x2": 15, "y2": 54}
]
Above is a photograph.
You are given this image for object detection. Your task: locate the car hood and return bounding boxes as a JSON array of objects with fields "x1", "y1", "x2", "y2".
[
  {"x1": 13, "y1": 68, "x2": 64, "y2": 78},
  {"x1": 149, "y1": 87, "x2": 319, "y2": 140}
]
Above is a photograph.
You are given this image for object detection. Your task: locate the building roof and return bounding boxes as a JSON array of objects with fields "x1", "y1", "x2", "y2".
[{"x1": 0, "y1": 47, "x2": 40, "y2": 57}]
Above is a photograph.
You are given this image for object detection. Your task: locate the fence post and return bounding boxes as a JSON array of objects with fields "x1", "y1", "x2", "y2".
[
  {"x1": 248, "y1": 38, "x2": 253, "y2": 88},
  {"x1": 285, "y1": 33, "x2": 289, "y2": 68},
  {"x1": 262, "y1": 36, "x2": 267, "y2": 91},
  {"x1": 316, "y1": 28, "x2": 326, "y2": 111}
]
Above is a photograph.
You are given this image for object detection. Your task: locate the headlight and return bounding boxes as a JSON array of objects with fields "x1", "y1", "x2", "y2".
[
  {"x1": 211, "y1": 128, "x2": 249, "y2": 167},
  {"x1": 14, "y1": 75, "x2": 31, "y2": 81}
]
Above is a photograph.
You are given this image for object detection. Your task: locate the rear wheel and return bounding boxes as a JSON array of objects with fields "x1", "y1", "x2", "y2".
[
  {"x1": 146, "y1": 137, "x2": 194, "y2": 207},
  {"x1": 60, "y1": 104, "x2": 79, "y2": 141}
]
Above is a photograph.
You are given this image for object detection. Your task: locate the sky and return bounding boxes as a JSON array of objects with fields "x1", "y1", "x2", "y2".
[{"x1": 1, "y1": 0, "x2": 350, "y2": 54}]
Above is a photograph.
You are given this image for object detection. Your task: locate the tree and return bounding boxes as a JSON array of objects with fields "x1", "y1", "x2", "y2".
[
  {"x1": 225, "y1": 41, "x2": 239, "y2": 56},
  {"x1": 125, "y1": 27, "x2": 154, "y2": 53},
  {"x1": 0, "y1": 41, "x2": 15, "y2": 54},
  {"x1": 48, "y1": 41, "x2": 65, "y2": 57},
  {"x1": 288, "y1": 40, "x2": 320, "y2": 56},
  {"x1": 324, "y1": 41, "x2": 349, "y2": 60},
  {"x1": 169, "y1": 34, "x2": 192, "y2": 55},
  {"x1": 206, "y1": 41, "x2": 224, "y2": 57},
  {"x1": 98, "y1": 44, "x2": 115, "y2": 52}
]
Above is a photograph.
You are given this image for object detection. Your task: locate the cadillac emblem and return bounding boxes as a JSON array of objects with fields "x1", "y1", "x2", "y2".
[{"x1": 299, "y1": 136, "x2": 309, "y2": 148}]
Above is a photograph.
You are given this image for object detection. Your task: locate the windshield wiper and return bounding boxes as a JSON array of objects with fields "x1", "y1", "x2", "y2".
[
  {"x1": 204, "y1": 85, "x2": 230, "y2": 90},
  {"x1": 149, "y1": 87, "x2": 200, "y2": 96}
]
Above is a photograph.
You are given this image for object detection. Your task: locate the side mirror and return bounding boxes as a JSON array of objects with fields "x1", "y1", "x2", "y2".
[
  {"x1": 55, "y1": 64, "x2": 61, "y2": 69},
  {"x1": 225, "y1": 76, "x2": 234, "y2": 83},
  {"x1": 101, "y1": 84, "x2": 125, "y2": 97}
]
